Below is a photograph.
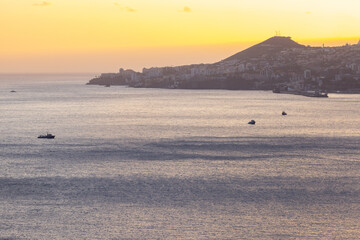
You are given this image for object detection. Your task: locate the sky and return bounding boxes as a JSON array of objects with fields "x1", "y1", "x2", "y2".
[{"x1": 1, "y1": 0, "x2": 360, "y2": 73}]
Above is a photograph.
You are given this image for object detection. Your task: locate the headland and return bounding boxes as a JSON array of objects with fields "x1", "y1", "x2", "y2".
[{"x1": 87, "y1": 36, "x2": 360, "y2": 94}]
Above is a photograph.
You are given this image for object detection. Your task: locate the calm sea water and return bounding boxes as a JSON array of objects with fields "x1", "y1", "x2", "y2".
[{"x1": 0, "y1": 74, "x2": 359, "y2": 239}]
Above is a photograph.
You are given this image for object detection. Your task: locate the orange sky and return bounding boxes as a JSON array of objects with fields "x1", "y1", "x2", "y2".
[{"x1": 1, "y1": 0, "x2": 359, "y2": 73}]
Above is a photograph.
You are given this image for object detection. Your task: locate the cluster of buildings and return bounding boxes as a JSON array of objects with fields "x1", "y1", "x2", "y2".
[{"x1": 89, "y1": 39, "x2": 360, "y2": 91}]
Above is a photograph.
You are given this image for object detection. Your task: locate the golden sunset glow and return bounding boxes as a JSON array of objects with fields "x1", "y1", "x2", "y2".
[{"x1": 1, "y1": 0, "x2": 360, "y2": 72}]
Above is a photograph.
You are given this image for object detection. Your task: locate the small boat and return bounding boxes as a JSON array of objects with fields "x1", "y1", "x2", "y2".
[
  {"x1": 10, "y1": 90, "x2": 16, "y2": 93},
  {"x1": 38, "y1": 133, "x2": 55, "y2": 139},
  {"x1": 282, "y1": 111, "x2": 287, "y2": 115},
  {"x1": 248, "y1": 120, "x2": 256, "y2": 125},
  {"x1": 303, "y1": 90, "x2": 328, "y2": 98}
]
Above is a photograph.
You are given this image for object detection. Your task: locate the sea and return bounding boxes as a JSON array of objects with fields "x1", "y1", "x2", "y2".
[{"x1": 0, "y1": 74, "x2": 359, "y2": 239}]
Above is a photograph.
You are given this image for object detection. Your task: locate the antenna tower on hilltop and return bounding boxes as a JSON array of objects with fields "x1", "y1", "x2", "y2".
[{"x1": 275, "y1": 31, "x2": 281, "y2": 37}]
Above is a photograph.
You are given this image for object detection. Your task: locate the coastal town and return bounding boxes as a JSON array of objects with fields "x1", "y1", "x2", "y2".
[{"x1": 88, "y1": 36, "x2": 360, "y2": 93}]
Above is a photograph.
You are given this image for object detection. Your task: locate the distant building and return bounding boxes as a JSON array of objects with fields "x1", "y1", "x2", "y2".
[
  {"x1": 245, "y1": 63, "x2": 253, "y2": 71},
  {"x1": 260, "y1": 66, "x2": 273, "y2": 79},
  {"x1": 304, "y1": 69, "x2": 311, "y2": 80},
  {"x1": 238, "y1": 64, "x2": 245, "y2": 72},
  {"x1": 100, "y1": 73, "x2": 118, "y2": 78},
  {"x1": 349, "y1": 63, "x2": 358, "y2": 72},
  {"x1": 190, "y1": 67, "x2": 199, "y2": 77},
  {"x1": 142, "y1": 67, "x2": 163, "y2": 77}
]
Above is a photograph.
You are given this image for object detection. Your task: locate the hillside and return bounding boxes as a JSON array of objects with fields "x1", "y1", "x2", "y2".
[
  {"x1": 88, "y1": 36, "x2": 360, "y2": 92},
  {"x1": 223, "y1": 36, "x2": 305, "y2": 62}
]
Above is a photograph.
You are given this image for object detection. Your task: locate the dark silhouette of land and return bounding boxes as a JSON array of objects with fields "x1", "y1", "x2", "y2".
[
  {"x1": 88, "y1": 36, "x2": 360, "y2": 93},
  {"x1": 224, "y1": 36, "x2": 305, "y2": 62}
]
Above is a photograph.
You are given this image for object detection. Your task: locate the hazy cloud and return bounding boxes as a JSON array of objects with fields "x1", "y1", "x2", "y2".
[
  {"x1": 305, "y1": 11, "x2": 311, "y2": 14},
  {"x1": 114, "y1": 3, "x2": 136, "y2": 12},
  {"x1": 180, "y1": 6, "x2": 192, "y2": 13},
  {"x1": 125, "y1": 7, "x2": 136, "y2": 12},
  {"x1": 33, "y1": 1, "x2": 51, "y2": 7}
]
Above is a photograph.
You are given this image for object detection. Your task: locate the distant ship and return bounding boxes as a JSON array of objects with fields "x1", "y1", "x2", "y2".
[
  {"x1": 248, "y1": 120, "x2": 256, "y2": 125},
  {"x1": 273, "y1": 88, "x2": 328, "y2": 98},
  {"x1": 305, "y1": 90, "x2": 328, "y2": 98},
  {"x1": 38, "y1": 133, "x2": 55, "y2": 139}
]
